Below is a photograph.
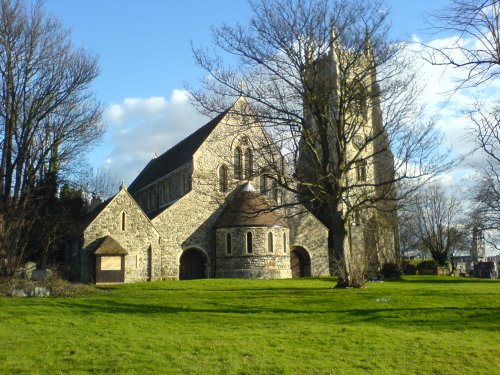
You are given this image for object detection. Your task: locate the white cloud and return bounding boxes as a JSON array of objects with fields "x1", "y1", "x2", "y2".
[
  {"x1": 95, "y1": 35, "x2": 498, "y2": 191},
  {"x1": 97, "y1": 90, "x2": 208, "y2": 185},
  {"x1": 407, "y1": 34, "x2": 499, "y2": 189}
]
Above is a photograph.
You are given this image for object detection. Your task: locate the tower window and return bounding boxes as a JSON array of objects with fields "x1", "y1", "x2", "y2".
[
  {"x1": 219, "y1": 165, "x2": 228, "y2": 193},
  {"x1": 234, "y1": 147, "x2": 242, "y2": 180},
  {"x1": 268, "y1": 232, "x2": 273, "y2": 253},
  {"x1": 226, "y1": 232, "x2": 232, "y2": 255},
  {"x1": 244, "y1": 148, "x2": 253, "y2": 179},
  {"x1": 283, "y1": 233, "x2": 287, "y2": 253},
  {"x1": 121, "y1": 212, "x2": 126, "y2": 231},
  {"x1": 356, "y1": 160, "x2": 367, "y2": 182},
  {"x1": 271, "y1": 179, "x2": 278, "y2": 200},
  {"x1": 246, "y1": 232, "x2": 253, "y2": 254},
  {"x1": 260, "y1": 173, "x2": 268, "y2": 194}
]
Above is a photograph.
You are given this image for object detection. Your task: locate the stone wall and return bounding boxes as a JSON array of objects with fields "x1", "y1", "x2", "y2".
[
  {"x1": 152, "y1": 97, "x2": 291, "y2": 279},
  {"x1": 287, "y1": 207, "x2": 330, "y2": 276},
  {"x1": 152, "y1": 189, "x2": 222, "y2": 279},
  {"x1": 81, "y1": 188, "x2": 161, "y2": 283},
  {"x1": 215, "y1": 226, "x2": 292, "y2": 279}
]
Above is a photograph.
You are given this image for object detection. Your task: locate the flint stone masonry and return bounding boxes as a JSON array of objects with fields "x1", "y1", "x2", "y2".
[
  {"x1": 215, "y1": 226, "x2": 292, "y2": 279},
  {"x1": 152, "y1": 189, "x2": 223, "y2": 278},
  {"x1": 288, "y1": 208, "x2": 330, "y2": 276},
  {"x1": 79, "y1": 187, "x2": 161, "y2": 283},
  {"x1": 70, "y1": 95, "x2": 394, "y2": 282}
]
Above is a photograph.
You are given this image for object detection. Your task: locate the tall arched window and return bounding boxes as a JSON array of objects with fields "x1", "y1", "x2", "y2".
[
  {"x1": 283, "y1": 233, "x2": 287, "y2": 253},
  {"x1": 219, "y1": 165, "x2": 228, "y2": 192},
  {"x1": 121, "y1": 212, "x2": 126, "y2": 231},
  {"x1": 271, "y1": 179, "x2": 278, "y2": 200},
  {"x1": 260, "y1": 173, "x2": 267, "y2": 194},
  {"x1": 226, "y1": 232, "x2": 232, "y2": 254},
  {"x1": 244, "y1": 148, "x2": 253, "y2": 179},
  {"x1": 234, "y1": 147, "x2": 242, "y2": 180},
  {"x1": 356, "y1": 160, "x2": 367, "y2": 182},
  {"x1": 268, "y1": 232, "x2": 273, "y2": 253},
  {"x1": 246, "y1": 232, "x2": 253, "y2": 254}
]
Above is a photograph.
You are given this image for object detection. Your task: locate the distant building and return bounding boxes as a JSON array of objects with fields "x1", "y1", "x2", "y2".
[{"x1": 471, "y1": 228, "x2": 487, "y2": 263}]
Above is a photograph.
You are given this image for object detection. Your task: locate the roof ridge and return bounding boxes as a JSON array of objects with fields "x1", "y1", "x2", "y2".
[
  {"x1": 128, "y1": 106, "x2": 232, "y2": 194},
  {"x1": 156, "y1": 108, "x2": 230, "y2": 159}
]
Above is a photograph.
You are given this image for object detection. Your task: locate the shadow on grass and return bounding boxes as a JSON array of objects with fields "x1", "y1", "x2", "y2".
[
  {"x1": 43, "y1": 297, "x2": 500, "y2": 332},
  {"x1": 396, "y1": 277, "x2": 500, "y2": 284}
]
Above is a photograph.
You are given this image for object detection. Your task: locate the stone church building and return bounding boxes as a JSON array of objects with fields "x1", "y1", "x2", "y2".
[
  {"x1": 68, "y1": 97, "x2": 333, "y2": 283},
  {"x1": 68, "y1": 60, "x2": 398, "y2": 283}
]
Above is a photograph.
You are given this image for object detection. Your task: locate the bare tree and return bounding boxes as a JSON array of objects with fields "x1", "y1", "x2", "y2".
[
  {"x1": 468, "y1": 101, "x2": 500, "y2": 247},
  {"x1": 74, "y1": 167, "x2": 119, "y2": 201},
  {"x1": 0, "y1": 0, "x2": 103, "y2": 275},
  {"x1": 190, "y1": 0, "x2": 450, "y2": 287},
  {"x1": 425, "y1": 0, "x2": 500, "y2": 88},
  {"x1": 0, "y1": 0, "x2": 103, "y2": 206},
  {"x1": 426, "y1": 0, "x2": 499, "y2": 247},
  {"x1": 398, "y1": 208, "x2": 430, "y2": 259},
  {"x1": 407, "y1": 184, "x2": 466, "y2": 266}
]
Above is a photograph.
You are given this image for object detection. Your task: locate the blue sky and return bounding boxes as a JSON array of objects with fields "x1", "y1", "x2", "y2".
[
  {"x1": 44, "y1": 0, "x2": 449, "y2": 104},
  {"x1": 40, "y1": 0, "x2": 481, "y2": 187}
]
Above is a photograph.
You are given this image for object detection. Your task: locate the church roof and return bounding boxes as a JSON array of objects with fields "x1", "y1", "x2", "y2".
[
  {"x1": 128, "y1": 108, "x2": 230, "y2": 194},
  {"x1": 94, "y1": 236, "x2": 128, "y2": 255},
  {"x1": 216, "y1": 182, "x2": 288, "y2": 228}
]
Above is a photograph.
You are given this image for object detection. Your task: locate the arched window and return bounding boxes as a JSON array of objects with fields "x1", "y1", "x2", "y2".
[
  {"x1": 271, "y1": 179, "x2": 278, "y2": 200},
  {"x1": 244, "y1": 148, "x2": 253, "y2": 179},
  {"x1": 234, "y1": 147, "x2": 242, "y2": 180},
  {"x1": 268, "y1": 232, "x2": 273, "y2": 253},
  {"x1": 246, "y1": 232, "x2": 253, "y2": 254},
  {"x1": 219, "y1": 165, "x2": 228, "y2": 193},
  {"x1": 226, "y1": 233, "x2": 232, "y2": 254},
  {"x1": 260, "y1": 173, "x2": 267, "y2": 194},
  {"x1": 283, "y1": 233, "x2": 287, "y2": 253},
  {"x1": 121, "y1": 212, "x2": 126, "y2": 231},
  {"x1": 356, "y1": 160, "x2": 367, "y2": 182}
]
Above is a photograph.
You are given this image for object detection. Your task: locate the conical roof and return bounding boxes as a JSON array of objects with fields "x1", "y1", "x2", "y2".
[{"x1": 216, "y1": 182, "x2": 287, "y2": 228}]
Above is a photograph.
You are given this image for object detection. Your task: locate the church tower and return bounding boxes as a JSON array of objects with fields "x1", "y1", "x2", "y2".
[{"x1": 297, "y1": 31, "x2": 398, "y2": 276}]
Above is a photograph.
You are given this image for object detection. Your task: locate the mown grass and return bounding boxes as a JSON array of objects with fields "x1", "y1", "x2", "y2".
[{"x1": 0, "y1": 276, "x2": 499, "y2": 374}]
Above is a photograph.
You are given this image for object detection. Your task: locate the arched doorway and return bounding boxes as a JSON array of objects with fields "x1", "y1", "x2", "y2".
[
  {"x1": 290, "y1": 247, "x2": 311, "y2": 278},
  {"x1": 179, "y1": 248, "x2": 207, "y2": 280}
]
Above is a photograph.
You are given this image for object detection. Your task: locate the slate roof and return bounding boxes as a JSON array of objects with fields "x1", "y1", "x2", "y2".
[
  {"x1": 94, "y1": 236, "x2": 128, "y2": 255},
  {"x1": 128, "y1": 109, "x2": 230, "y2": 195},
  {"x1": 216, "y1": 183, "x2": 288, "y2": 228}
]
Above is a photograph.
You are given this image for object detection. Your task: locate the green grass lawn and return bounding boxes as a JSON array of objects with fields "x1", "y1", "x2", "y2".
[{"x1": 0, "y1": 276, "x2": 499, "y2": 374}]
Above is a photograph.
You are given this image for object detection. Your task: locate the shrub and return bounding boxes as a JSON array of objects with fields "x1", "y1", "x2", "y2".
[
  {"x1": 381, "y1": 263, "x2": 402, "y2": 279},
  {"x1": 416, "y1": 259, "x2": 438, "y2": 273},
  {"x1": 0, "y1": 270, "x2": 99, "y2": 297},
  {"x1": 402, "y1": 262, "x2": 417, "y2": 275}
]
